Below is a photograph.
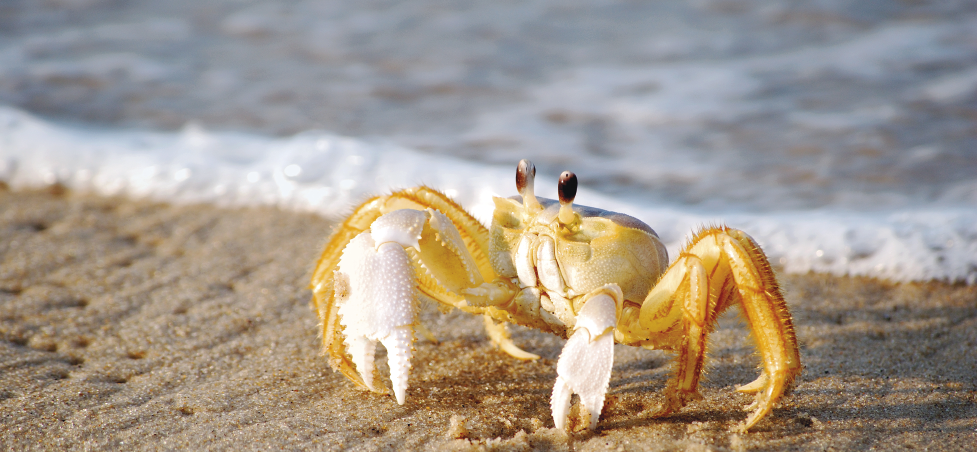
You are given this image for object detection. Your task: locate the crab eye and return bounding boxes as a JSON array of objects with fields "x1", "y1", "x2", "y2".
[
  {"x1": 516, "y1": 159, "x2": 535, "y2": 193},
  {"x1": 516, "y1": 159, "x2": 542, "y2": 212},
  {"x1": 558, "y1": 171, "x2": 577, "y2": 205}
]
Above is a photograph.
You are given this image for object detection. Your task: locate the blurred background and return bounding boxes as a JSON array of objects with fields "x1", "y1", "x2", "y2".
[
  {"x1": 1, "y1": 0, "x2": 976, "y2": 282},
  {"x1": 2, "y1": 0, "x2": 975, "y2": 210}
]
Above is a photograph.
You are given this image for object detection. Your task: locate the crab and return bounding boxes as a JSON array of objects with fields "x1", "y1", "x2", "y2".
[{"x1": 310, "y1": 159, "x2": 801, "y2": 432}]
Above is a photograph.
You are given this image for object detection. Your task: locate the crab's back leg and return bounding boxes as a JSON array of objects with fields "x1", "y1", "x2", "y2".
[
  {"x1": 719, "y1": 229, "x2": 801, "y2": 430},
  {"x1": 632, "y1": 226, "x2": 800, "y2": 431}
]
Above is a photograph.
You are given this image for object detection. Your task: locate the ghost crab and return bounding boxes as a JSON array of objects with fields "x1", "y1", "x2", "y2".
[{"x1": 310, "y1": 159, "x2": 801, "y2": 432}]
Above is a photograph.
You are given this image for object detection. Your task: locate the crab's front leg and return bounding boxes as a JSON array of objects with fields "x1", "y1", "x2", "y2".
[
  {"x1": 550, "y1": 285, "x2": 623, "y2": 431},
  {"x1": 334, "y1": 208, "x2": 485, "y2": 404}
]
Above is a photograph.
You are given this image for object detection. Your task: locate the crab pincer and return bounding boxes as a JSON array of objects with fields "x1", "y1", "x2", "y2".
[
  {"x1": 551, "y1": 286, "x2": 621, "y2": 430},
  {"x1": 334, "y1": 210, "x2": 428, "y2": 404},
  {"x1": 332, "y1": 207, "x2": 486, "y2": 404}
]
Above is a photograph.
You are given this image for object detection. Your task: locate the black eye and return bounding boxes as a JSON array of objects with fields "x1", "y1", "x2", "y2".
[{"x1": 558, "y1": 171, "x2": 577, "y2": 205}]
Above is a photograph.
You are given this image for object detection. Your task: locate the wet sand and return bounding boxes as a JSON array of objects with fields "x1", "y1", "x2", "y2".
[{"x1": 1, "y1": 189, "x2": 975, "y2": 451}]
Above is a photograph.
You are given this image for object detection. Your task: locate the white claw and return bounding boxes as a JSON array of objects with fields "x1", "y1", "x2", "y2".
[
  {"x1": 381, "y1": 326, "x2": 414, "y2": 404},
  {"x1": 551, "y1": 293, "x2": 618, "y2": 431},
  {"x1": 337, "y1": 231, "x2": 418, "y2": 402},
  {"x1": 551, "y1": 375, "x2": 573, "y2": 431},
  {"x1": 370, "y1": 209, "x2": 429, "y2": 251},
  {"x1": 346, "y1": 335, "x2": 378, "y2": 391}
]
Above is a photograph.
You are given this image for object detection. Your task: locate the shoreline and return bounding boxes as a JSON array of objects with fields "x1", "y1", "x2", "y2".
[{"x1": 1, "y1": 189, "x2": 975, "y2": 451}]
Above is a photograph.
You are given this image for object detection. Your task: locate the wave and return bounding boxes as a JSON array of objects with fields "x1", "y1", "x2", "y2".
[{"x1": 1, "y1": 106, "x2": 974, "y2": 284}]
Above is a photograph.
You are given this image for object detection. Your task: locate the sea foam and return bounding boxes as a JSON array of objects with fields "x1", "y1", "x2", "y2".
[{"x1": 1, "y1": 106, "x2": 975, "y2": 284}]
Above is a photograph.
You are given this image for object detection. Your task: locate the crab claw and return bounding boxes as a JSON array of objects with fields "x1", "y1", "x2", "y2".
[
  {"x1": 550, "y1": 290, "x2": 620, "y2": 431},
  {"x1": 335, "y1": 210, "x2": 428, "y2": 404}
]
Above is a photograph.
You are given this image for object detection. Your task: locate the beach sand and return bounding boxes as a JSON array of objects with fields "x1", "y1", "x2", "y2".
[{"x1": 1, "y1": 189, "x2": 975, "y2": 451}]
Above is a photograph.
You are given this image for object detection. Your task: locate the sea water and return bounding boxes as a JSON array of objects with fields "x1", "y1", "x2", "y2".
[{"x1": 0, "y1": 1, "x2": 975, "y2": 283}]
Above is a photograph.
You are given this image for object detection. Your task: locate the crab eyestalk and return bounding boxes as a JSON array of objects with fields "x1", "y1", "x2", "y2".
[
  {"x1": 558, "y1": 171, "x2": 578, "y2": 226},
  {"x1": 516, "y1": 159, "x2": 542, "y2": 212}
]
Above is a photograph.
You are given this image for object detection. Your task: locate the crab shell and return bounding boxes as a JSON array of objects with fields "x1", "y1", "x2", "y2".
[{"x1": 489, "y1": 196, "x2": 668, "y2": 337}]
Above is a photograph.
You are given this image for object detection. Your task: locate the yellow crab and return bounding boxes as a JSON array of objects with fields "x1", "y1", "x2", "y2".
[{"x1": 310, "y1": 159, "x2": 801, "y2": 432}]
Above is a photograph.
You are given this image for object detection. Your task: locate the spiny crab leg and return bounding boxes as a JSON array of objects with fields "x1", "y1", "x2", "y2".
[{"x1": 551, "y1": 286, "x2": 623, "y2": 431}]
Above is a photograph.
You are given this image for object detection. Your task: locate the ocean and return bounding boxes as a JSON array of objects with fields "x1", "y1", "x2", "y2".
[{"x1": 1, "y1": 0, "x2": 975, "y2": 283}]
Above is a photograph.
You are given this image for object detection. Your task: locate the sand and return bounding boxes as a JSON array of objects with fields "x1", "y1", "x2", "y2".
[{"x1": 1, "y1": 188, "x2": 975, "y2": 451}]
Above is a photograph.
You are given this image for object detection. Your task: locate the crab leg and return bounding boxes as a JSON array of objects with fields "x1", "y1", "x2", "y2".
[
  {"x1": 720, "y1": 230, "x2": 800, "y2": 430},
  {"x1": 551, "y1": 286, "x2": 623, "y2": 431},
  {"x1": 483, "y1": 316, "x2": 541, "y2": 360},
  {"x1": 644, "y1": 254, "x2": 710, "y2": 417},
  {"x1": 636, "y1": 227, "x2": 801, "y2": 431}
]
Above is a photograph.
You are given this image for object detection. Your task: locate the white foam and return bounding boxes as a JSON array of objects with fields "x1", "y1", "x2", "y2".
[{"x1": 1, "y1": 106, "x2": 974, "y2": 284}]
